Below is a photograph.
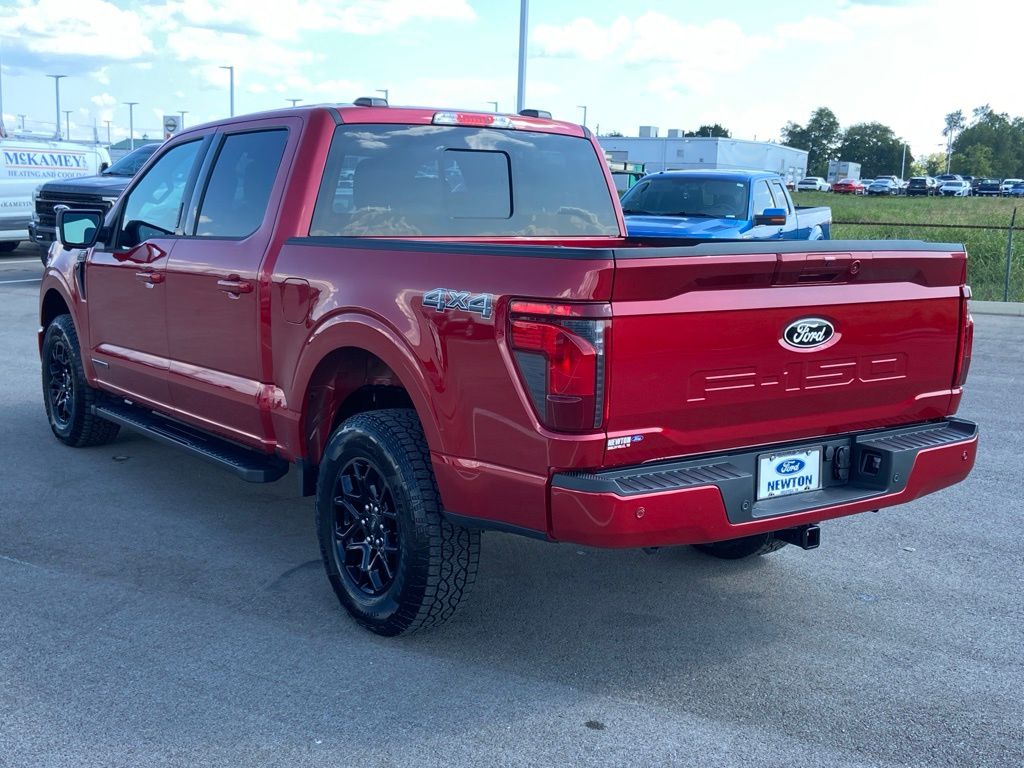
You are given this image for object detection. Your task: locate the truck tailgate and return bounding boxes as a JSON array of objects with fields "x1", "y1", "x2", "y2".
[{"x1": 604, "y1": 242, "x2": 967, "y2": 466}]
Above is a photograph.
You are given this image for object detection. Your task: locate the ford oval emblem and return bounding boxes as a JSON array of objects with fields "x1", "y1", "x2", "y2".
[
  {"x1": 776, "y1": 458, "x2": 806, "y2": 475},
  {"x1": 783, "y1": 317, "x2": 835, "y2": 349}
]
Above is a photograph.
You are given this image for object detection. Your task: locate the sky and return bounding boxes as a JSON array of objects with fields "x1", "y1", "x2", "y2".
[{"x1": 0, "y1": 0, "x2": 1021, "y2": 159}]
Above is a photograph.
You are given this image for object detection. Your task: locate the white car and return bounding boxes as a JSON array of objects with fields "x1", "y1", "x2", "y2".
[
  {"x1": 939, "y1": 180, "x2": 972, "y2": 197},
  {"x1": 1001, "y1": 178, "x2": 1023, "y2": 196},
  {"x1": 795, "y1": 176, "x2": 830, "y2": 192}
]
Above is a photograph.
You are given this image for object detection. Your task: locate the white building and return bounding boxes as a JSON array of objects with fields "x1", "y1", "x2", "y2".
[{"x1": 598, "y1": 131, "x2": 809, "y2": 185}]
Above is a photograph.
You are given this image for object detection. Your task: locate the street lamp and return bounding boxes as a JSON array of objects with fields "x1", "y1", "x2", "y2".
[
  {"x1": 900, "y1": 143, "x2": 907, "y2": 181},
  {"x1": 376, "y1": 88, "x2": 389, "y2": 103},
  {"x1": 47, "y1": 74, "x2": 67, "y2": 139},
  {"x1": 104, "y1": 120, "x2": 112, "y2": 145},
  {"x1": 63, "y1": 110, "x2": 72, "y2": 140},
  {"x1": 578, "y1": 105, "x2": 588, "y2": 128},
  {"x1": 179, "y1": 110, "x2": 188, "y2": 129},
  {"x1": 286, "y1": 98, "x2": 302, "y2": 107},
  {"x1": 487, "y1": 101, "x2": 498, "y2": 112},
  {"x1": 517, "y1": 0, "x2": 528, "y2": 112},
  {"x1": 124, "y1": 102, "x2": 138, "y2": 150},
  {"x1": 219, "y1": 65, "x2": 234, "y2": 117},
  {"x1": 17, "y1": 114, "x2": 25, "y2": 131}
]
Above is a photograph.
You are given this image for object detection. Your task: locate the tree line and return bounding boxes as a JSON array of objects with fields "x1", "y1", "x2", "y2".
[
  {"x1": 781, "y1": 108, "x2": 913, "y2": 179},
  {"x1": 782, "y1": 106, "x2": 1024, "y2": 180}
]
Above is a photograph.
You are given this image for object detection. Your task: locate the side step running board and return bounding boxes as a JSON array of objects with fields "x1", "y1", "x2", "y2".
[{"x1": 92, "y1": 402, "x2": 289, "y2": 483}]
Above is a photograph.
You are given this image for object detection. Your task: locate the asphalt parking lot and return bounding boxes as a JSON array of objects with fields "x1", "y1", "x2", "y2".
[{"x1": 1, "y1": 243, "x2": 1021, "y2": 768}]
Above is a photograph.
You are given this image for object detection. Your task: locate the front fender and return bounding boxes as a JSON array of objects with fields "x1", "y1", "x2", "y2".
[{"x1": 38, "y1": 257, "x2": 87, "y2": 368}]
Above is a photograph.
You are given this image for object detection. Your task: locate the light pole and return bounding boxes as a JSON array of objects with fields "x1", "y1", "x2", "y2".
[
  {"x1": 179, "y1": 110, "x2": 188, "y2": 129},
  {"x1": 376, "y1": 89, "x2": 388, "y2": 103},
  {"x1": 63, "y1": 110, "x2": 72, "y2": 140},
  {"x1": 900, "y1": 143, "x2": 907, "y2": 181},
  {"x1": 578, "y1": 105, "x2": 587, "y2": 128},
  {"x1": 47, "y1": 74, "x2": 67, "y2": 139},
  {"x1": 487, "y1": 101, "x2": 498, "y2": 112},
  {"x1": 104, "y1": 120, "x2": 111, "y2": 145},
  {"x1": 286, "y1": 98, "x2": 302, "y2": 107},
  {"x1": 124, "y1": 102, "x2": 138, "y2": 150},
  {"x1": 220, "y1": 65, "x2": 234, "y2": 116},
  {"x1": 17, "y1": 114, "x2": 25, "y2": 130},
  {"x1": 516, "y1": 0, "x2": 528, "y2": 112}
]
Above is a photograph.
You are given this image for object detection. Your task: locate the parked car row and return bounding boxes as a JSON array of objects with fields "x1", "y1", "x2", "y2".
[{"x1": 796, "y1": 171, "x2": 1024, "y2": 198}]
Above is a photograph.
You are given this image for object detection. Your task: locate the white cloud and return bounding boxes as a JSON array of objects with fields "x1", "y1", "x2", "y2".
[
  {"x1": 533, "y1": 13, "x2": 775, "y2": 96},
  {"x1": 0, "y1": 0, "x2": 154, "y2": 61},
  {"x1": 532, "y1": 16, "x2": 628, "y2": 61},
  {"x1": 144, "y1": 0, "x2": 475, "y2": 42},
  {"x1": 91, "y1": 93, "x2": 118, "y2": 109}
]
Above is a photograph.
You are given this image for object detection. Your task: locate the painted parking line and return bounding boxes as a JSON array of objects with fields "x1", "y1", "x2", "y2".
[
  {"x1": 0, "y1": 259, "x2": 44, "y2": 265},
  {"x1": 0, "y1": 278, "x2": 42, "y2": 285}
]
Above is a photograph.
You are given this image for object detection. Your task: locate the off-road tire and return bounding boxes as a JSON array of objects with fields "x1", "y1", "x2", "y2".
[
  {"x1": 315, "y1": 409, "x2": 480, "y2": 636},
  {"x1": 42, "y1": 314, "x2": 120, "y2": 447},
  {"x1": 693, "y1": 533, "x2": 788, "y2": 560}
]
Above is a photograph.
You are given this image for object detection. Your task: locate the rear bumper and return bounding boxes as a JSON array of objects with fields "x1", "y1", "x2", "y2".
[{"x1": 550, "y1": 418, "x2": 978, "y2": 548}]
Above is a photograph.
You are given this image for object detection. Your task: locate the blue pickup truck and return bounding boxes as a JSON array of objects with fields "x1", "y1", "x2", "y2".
[{"x1": 621, "y1": 169, "x2": 832, "y2": 241}]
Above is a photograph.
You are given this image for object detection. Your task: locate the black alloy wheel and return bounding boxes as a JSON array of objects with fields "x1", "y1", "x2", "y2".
[
  {"x1": 41, "y1": 315, "x2": 120, "y2": 447},
  {"x1": 46, "y1": 337, "x2": 75, "y2": 431},
  {"x1": 315, "y1": 409, "x2": 480, "y2": 636},
  {"x1": 331, "y1": 457, "x2": 401, "y2": 596}
]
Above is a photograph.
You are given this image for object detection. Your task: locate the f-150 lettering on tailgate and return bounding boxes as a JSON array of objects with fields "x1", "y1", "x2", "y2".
[{"x1": 687, "y1": 353, "x2": 908, "y2": 402}]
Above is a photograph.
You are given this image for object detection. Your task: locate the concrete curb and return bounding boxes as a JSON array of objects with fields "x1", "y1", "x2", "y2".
[{"x1": 972, "y1": 301, "x2": 1024, "y2": 317}]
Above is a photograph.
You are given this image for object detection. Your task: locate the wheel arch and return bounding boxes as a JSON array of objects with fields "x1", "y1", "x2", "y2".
[
  {"x1": 290, "y1": 314, "x2": 442, "y2": 467},
  {"x1": 40, "y1": 287, "x2": 71, "y2": 331},
  {"x1": 38, "y1": 277, "x2": 79, "y2": 359}
]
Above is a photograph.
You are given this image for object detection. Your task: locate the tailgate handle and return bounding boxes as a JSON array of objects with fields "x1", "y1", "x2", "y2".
[{"x1": 774, "y1": 253, "x2": 861, "y2": 285}]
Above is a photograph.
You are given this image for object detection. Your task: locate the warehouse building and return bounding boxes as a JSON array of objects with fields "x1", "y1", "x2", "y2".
[{"x1": 598, "y1": 128, "x2": 809, "y2": 185}]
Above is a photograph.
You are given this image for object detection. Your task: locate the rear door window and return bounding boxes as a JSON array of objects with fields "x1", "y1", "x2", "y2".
[
  {"x1": 310, "y1": 125, "x2": 618, "y2": 237},
  {"x1": 194, "y1": 129, "x2": 288, "y2": 238}
]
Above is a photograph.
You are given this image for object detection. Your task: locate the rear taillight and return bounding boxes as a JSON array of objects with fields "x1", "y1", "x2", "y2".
[
  {"x1": 508, "y1": 301, "x2": 609, "y2": 432},
  {"x1": 954, "y1": 298, "x2": 974, "y2": 388}
]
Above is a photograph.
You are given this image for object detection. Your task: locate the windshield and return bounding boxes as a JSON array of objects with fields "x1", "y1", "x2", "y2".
[
  {"x1": 620, "y1": 176, "x2": 749, "y2": 219},
  {"x1": 104, "y1": 143, "x2": 160, "y2": 176}
]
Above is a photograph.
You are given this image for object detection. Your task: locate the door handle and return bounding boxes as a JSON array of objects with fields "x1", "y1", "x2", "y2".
[
  {"x1": 217, "y1": 277, "x2": 253, "y2": 295},
  {"x1": 135, "y1": 270, "x2": 164, "y2": 286}
]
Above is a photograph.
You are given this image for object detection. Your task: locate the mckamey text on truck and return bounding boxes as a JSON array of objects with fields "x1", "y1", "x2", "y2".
[{"x1": 40, "y1": 101, "x2": 978, "y2": 635}]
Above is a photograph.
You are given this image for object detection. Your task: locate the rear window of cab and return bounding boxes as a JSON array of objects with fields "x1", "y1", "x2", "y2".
[{"x1": 310, "y1": 124, "x2": 619, "y2": 237}]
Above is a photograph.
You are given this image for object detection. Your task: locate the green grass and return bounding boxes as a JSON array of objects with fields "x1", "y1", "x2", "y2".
[{"x1": 794, "y1": 191, "x2": 1024, "y2": 301}]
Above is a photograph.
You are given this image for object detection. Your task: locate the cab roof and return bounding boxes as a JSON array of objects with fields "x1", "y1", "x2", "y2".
[
  {"x1": 648, "y1": 169, "x2": 784, "y2": 182},
  {"x1": 178, "y1": 103, "x2": 588, "y2": 139}
]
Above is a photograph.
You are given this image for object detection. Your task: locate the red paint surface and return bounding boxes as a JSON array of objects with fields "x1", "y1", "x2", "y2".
[{"x1": 38, "y1": 104, "x2": 976, "y2": 542}]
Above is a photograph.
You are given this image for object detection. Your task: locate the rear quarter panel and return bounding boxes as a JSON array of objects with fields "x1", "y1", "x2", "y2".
[{"x1": 270, "y1": 239, "x2": 616, "y2": 471}]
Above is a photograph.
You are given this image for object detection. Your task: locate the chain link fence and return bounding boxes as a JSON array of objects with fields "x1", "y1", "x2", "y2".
[{"x1": 833, "y1": 209, "x2": 1022, "y2": 302}]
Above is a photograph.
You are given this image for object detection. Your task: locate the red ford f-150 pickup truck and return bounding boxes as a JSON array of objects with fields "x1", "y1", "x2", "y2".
[{"x1": 39, "y1": 101, "x2": 977, "y2": 635}]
